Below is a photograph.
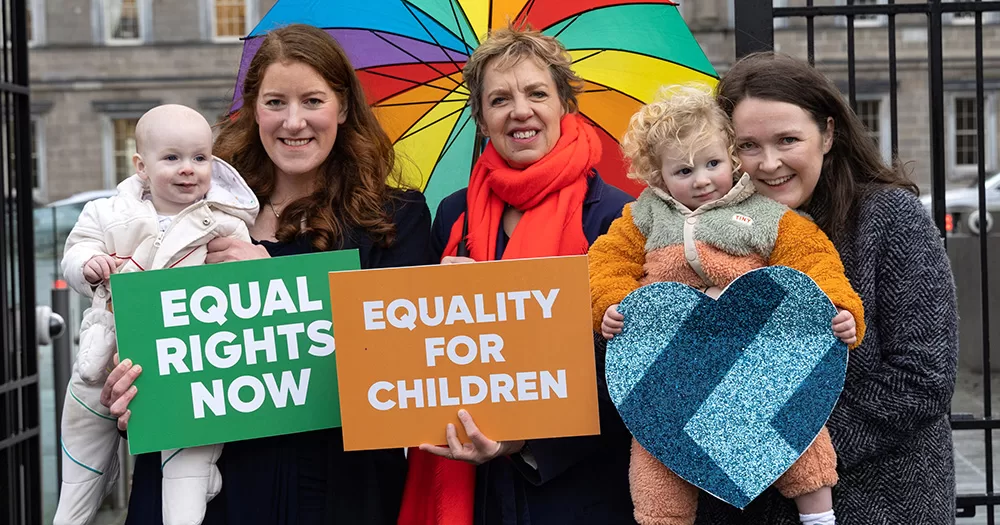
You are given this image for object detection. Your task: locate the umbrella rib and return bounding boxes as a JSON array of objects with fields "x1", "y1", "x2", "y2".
[
  {"x1": 515, "y1": 0, "x2": 538, "y2": 27},
  {"x1": 378, "y1": 99, "x2": 468, "y2": 108},
  {"x1": 572, "y1": 50, "x2": 605, "y2": 64},
  {"x1": 551, "y1": 14, "x2": 582, "y2": 38},
  {"x1": 568, "y1": 47, "x2": 719, "y2": 80},
  {"x1": 322, "y1": 26, "x2": 471, "y2": 55},
  {"x1": 579, "y1": 114, "x2": 624, "y2": 146},
  {"x1": 537, "y1": 1, "x2": 683, "y2": 34},
  {"x1": 362, "y1": 68, "x2": 466, "y2": 104},
  {"x1": 581, "y1": 78, "x2": 646, "y2": 104},
  {"x1": 367, "y1": 30, "x2": 464, "y2": 90},
  {"x1": 445, "y1": 0, "x2": 476, "y2": 48},
  {"x1": 398, "y1": 103, "x2": 469, "y2": 143},
  {"x1": 439, "y1": 110, "x2": 474, "y2": 160},
  {"x1": 423, "y1": 110, "x2": 475, "y2": 189},
  {"x1": 390, "y1": 80, "x2": 470, "y2": 142},
  {"x1": 399, "y1": 2, "x2": 468, "y2": 86}
]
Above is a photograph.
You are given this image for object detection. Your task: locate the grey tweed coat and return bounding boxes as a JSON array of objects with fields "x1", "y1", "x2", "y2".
[{"x1": 695, "y1": 187, "x2": 959, "y2": 525}]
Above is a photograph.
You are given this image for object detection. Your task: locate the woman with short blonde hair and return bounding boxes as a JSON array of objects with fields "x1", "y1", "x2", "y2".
[{"x1": 399, "y1": 25, "x2": 636, "y2": 525}]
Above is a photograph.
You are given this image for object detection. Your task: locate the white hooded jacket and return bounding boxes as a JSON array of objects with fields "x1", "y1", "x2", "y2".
[{"x1": 62, "y1": 156, "x2": 258, "y2": 299}]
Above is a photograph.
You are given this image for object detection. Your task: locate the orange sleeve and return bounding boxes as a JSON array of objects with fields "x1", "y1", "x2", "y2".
[
  {"x1": 770, "y1": 211, "x2": 866, "y2": 349},
  {"x1": 589, "y1": 203, "x2": 648, "y2": 333}
]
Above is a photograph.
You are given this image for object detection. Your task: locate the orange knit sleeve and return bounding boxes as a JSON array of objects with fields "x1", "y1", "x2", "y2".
[
  {"x1": 589, "y1": 203, "x2": 648, "y2": 333},
  {"x1": 770, "y1": 211, "x2": 866, "y2": 349}
]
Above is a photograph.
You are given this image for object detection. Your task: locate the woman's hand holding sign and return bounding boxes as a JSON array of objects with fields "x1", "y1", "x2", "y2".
[
  {"x1": 205, "y1": 237, "x2": 270, "y2": 264},
  {"x1": 101, "y1": 353, "x2": 142, "y2": 432},
  {"x1": 419, "y1": 409, "x2": 525, "y2": 465}
]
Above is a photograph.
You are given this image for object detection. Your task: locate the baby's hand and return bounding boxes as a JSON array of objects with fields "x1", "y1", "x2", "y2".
[
  {"x1": 83, "y1": 255, "x2": 121, "y2": 285},
  {"x1": 832, "y1": 308, "x2": 857, "y2": 345},
  {"x1": 601, "y1": 304, "x2": 625, "y2": 340}
]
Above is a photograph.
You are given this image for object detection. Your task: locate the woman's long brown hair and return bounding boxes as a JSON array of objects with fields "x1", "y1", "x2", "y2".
[
  {"x1": 716, "y1": 52, "x2": 917, "y2": 242},
  {"x1": 215, "y1": 24, "x2": 404, "y2": 250}
]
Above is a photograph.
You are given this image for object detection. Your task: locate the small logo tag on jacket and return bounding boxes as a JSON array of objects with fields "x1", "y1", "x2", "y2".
[{"x1": 732, "y1": 214, "x2": 754, "y2": 226}]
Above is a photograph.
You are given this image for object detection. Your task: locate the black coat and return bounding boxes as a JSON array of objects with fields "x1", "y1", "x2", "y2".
[
  {"x1": 431, "y1": 173, "x2": 638, "y2": 525},
  {"x1": 695, "y1": 189, "x2": 959, "y2": 524}
]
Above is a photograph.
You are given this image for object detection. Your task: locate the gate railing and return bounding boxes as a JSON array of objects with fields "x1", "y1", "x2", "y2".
[
  {"x1": 0, "y1": 0, "x2": 39, "y2": 523},
  {"x1": 735, "y1": 0, "x2": 1000, "y2": 521}
]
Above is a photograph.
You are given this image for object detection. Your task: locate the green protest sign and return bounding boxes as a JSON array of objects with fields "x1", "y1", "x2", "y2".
[{"x1": 112, "y1": 250, "x2": 360, "y2": 455}]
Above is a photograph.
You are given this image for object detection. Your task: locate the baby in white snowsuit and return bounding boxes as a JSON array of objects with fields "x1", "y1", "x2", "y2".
[{"x1": 54, "y1": 104, "x2": 258, "y2": 525}]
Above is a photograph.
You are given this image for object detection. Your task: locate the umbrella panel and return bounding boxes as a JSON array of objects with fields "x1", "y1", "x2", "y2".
[{"x1": 358, "y1": 62, "x2": 465, "y2": 104}]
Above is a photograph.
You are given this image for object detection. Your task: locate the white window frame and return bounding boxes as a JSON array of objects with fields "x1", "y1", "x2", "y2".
[
  {"x1": 852, "y1": 94, "x2": 892, "y2": 163},
  {"x1": 209, "y1": 0, "x2": 256, "y2": 42},
  {"x1": 101, "y1": 0, "x2": 150, "y2": 46},
  {"x1": 943, "y1": 0, "x2": 1000, "y2": 25},
  {"x1": 30, "y1": 116, "x2": 47, "y2": 202},
  {"x1": 101, "y1": 115, "x2": 140, "y2": 189},
  {"x1": 836, "y1": 0, "x2": 888, "y2": 28},
  {"x1": 773, "y1": 0, "x2": 789, "y2": 30},
  {"x1": 27, "y1": 0, "x2": 45, "y2": 47},
  {"x1": 946, "y1": 92, "x2": 998, "y2": 180}
]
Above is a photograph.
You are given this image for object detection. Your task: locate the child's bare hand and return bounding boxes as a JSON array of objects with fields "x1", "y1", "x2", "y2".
[
  {"x1": 83, "y1": 255, "x2": 121, "y2": 284},
  {"x1": 601, "y1": 304, "x2": 624, "y2": 340},
  {"x1": 832, "y1": 308, "x2": 857, "y2": 345}
]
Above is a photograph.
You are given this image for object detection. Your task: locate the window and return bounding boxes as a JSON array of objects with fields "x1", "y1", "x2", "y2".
[
  {"x1": 105, "y1": 117, "x2": 138, "y2": 187},
  {"x1": 944, "y1": 0, "x2": 1000, "y2": 25},
  {"x1": 213, "y1": 0, "x2": 254, "y2": 39},
  {"x1": 26, "y1": 0, "x2": 43, "y2": 46},
  {"x1": 947, "y1": 94, "x2": 998, "y2": 178},
  {"x1": 854, "y1": 96, "x2": 891, "y2": 163},
  {"x1": 30, "y1": 118, "x2": 45, "y2": 200},
  {"x1": 955, "y1": 97, "x2": 979, "y2": 166},
  {"x1": 773, "y1": 0, "x2": 789, "y2": 30},
  {"x1": 106, "y1": 0, "x2": 143, "y2": 43},
  {"x1": 838, "y1": 0, "x2": 887, "y2": 28}
]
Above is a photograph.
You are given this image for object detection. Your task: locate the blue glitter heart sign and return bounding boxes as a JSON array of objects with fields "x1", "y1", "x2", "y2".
[{"x1": 606, "y1": 266, "x2": 847, "y2": 509}]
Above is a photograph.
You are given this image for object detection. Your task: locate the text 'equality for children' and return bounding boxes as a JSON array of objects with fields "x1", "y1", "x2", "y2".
[{"x1": 361, "y1": 289, "x2": 570, "y2": 411}]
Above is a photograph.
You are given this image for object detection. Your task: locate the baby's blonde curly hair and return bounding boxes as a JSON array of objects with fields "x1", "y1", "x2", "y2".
[{"x1": 622, "y1": 83, "x2": 740, "y2": 189}]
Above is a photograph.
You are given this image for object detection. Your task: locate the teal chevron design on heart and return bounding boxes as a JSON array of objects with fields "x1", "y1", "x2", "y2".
[{"x1": 606, "y1": 266, "x2": 848, "y2": 509}]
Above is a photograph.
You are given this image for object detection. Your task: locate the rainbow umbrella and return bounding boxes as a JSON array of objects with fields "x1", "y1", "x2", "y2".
[{"x1": 232, "y1": 0, "x2": 718, "y2": 210}]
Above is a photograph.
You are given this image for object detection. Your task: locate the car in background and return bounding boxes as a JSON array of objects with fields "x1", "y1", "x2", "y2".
[
  {"x1": 920, "y1": 170, "x2": 1000, "y2": 235},
  {"x1": 33, "y1": 189, "x2": 117, "y2": 259}
]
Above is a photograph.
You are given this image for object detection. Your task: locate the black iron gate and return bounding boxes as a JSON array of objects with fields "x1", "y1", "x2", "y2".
[
  {"x1": 735, "y1": 0, "x2": 1000, "y2": 521},
  {"x1": 0, "y1": 0, "x2": 38, "y2": 523}
]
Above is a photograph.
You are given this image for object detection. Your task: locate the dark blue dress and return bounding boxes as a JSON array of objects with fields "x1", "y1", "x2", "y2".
[
  {"x1": 125, "y1": 190, "x2": 432, "y2": 525},
  {"x1": 430, "y1": 173, "x2": 638, "y2": 525}
]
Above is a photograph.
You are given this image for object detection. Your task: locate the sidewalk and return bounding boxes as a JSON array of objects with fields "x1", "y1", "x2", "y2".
[
  {"x1": 953, "y1": 366, "x2": 1000, "y2": 523},
  {"x1": 70, "y1": 367, "x2": 1000, "y2": 524}
]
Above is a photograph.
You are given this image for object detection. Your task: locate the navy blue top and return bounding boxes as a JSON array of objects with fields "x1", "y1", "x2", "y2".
[
  {"x1": 125, "y1": 190, "x2": 432, "y2": 525},
  {"x1": 431, "y1": 173, "x2": 638, "y2": 525}
]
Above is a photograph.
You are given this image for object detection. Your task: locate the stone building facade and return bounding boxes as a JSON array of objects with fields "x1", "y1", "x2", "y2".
[
  {"x1": 28, "y1": 0, "x2": 276, "y2": 202},
  {"x1": 27, "y1": 0, "x2": 999, "y2": 203}
]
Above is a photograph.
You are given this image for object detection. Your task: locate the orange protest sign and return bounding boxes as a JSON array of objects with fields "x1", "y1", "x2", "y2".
[{"x1": 328, "y1": 255, "x2": 600, "y2": 451}]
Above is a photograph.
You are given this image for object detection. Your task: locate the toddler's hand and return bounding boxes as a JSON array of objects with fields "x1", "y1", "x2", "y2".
[
  {"x1": 601, "y1": 304, "x2": 624, "y2": 340},
  {"x1": 83, "y1": 255, "x2": 121, "y2": 285},
  {"x1": 832, "y1": 308, "x2": 857, "y2": 345}
]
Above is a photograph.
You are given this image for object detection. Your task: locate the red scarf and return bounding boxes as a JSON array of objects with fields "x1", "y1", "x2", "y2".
[{"x1": 397, "y1": 113, "x2": 601, "y2": 525}]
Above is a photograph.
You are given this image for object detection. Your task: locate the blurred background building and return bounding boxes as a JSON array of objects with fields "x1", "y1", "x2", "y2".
[
  {"x1": 28, "y1": 0, "x2": 276, "y2": 204},
  {"x1": 26, "y1": 0, "x2": 1000, "y2": 204}
]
